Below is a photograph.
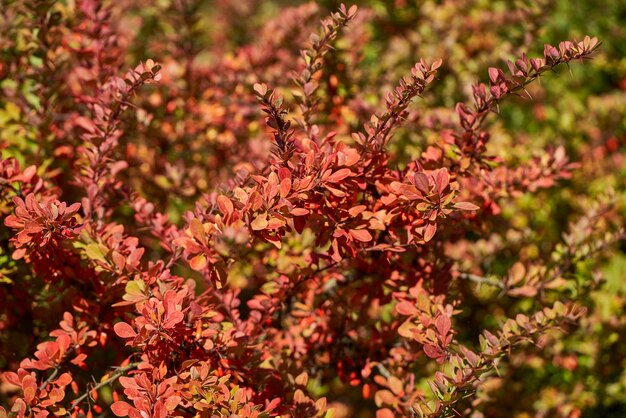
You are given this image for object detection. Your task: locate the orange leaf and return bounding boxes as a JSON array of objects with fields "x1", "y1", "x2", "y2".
[
  {"x1": 189, "y1": 254, "x2": 207, "y2": 271},
  {"x1": 395, "y1": 301, "x2": 417, "y2": 316},
  {"x1": 280, "y1": 177, "x2": 292, "y2": 198},
  {"x1": 113, "y1": 322, "x2": 137, "y2": 339},
  {"x1": 217, "y1": 195, "x2": 234, "y2": 215},
  {"x1": 291, "y1": 208, "x2": 309, "y2": 216},
  {"x1": 111, "y1": 402, "x2": 133, "y2": 417},
  {"x1": 327, "y1": 168, "x2": 352, "y2": 183},
  {"x1": 251, "y1": 213, "x2": 269, "y2": 231},
  {"x1": 454, "y1": 201, "x2": 479, "y2": 211},
  {"x1": 189, "y1": 219, "x2": 206, "y2": 244},
  {"x1": 423, "y1": 222, "x2": 437, "y2": 242},
  {"x1": 350, "y1": 229, "x2": 373, "y2": 242},
  {"x1": 377, "y1": 408, "x2": 395, "y2": 418}
]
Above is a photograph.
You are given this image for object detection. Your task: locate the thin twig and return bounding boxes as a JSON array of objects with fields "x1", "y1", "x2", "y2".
[
  {"x1": 39, "y1": 367, "x2": 59, "y2": 391},
  {"x1": 458, "y1": 272, "x2": 505, "y2": 290},
  {"x1": 69, "y1": 362, "x2": 139, "y2": 410}
]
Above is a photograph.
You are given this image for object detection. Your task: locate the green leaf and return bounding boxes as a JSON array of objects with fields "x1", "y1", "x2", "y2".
[{"x1": 84, "y1": 243, "x2": 108, "y2": 264}]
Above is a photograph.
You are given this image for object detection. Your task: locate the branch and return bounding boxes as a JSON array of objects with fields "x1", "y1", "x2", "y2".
[
  {"x1": 458, "y1": 272, "x2": 505, "y2": 291},
  {"x1": 69, "y1": 362, "x2": 139, "y2": 410},
  {"x1": 38, "y1": 367, "x2": 59, "y2": 391},
  {"x1": 292, "y1": 4, "x2": 358, "y2": 136}
]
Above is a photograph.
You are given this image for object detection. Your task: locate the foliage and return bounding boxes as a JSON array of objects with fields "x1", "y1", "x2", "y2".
[{"x1": 0, "y1": 1, "x2": 625, "y2": 417}]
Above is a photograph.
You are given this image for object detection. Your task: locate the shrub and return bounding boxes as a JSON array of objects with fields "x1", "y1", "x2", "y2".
[{"x1": 0, "y1": 1, "x2": 624, "y2": 417}]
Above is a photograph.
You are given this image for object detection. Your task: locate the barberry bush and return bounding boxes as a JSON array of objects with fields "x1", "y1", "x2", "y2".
[{"x1": 1, "y1": 1, "x2": 625, "y2": 417}]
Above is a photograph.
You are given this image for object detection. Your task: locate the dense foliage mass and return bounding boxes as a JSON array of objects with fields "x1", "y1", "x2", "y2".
[{"x1": 1, "y1": 1, "x2": 625, "y2": 417}]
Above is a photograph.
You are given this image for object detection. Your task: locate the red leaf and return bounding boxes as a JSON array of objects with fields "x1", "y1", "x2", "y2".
[
  {"x1": 294, "y1": 216, "x2": 306, "y2": 234},
  {"x1": 380, "y1": 194, "x2": 396, "y2": 205},
  {"x1": 488, "y1": 67, "x2": 500, "y2": 84},
  {"x1": 154, "y1": 401, "x2": 166, "y2": 418},
  {"x1": 4, "y1": 215, "x2": 22, "y2": 228},
  {"x1": 163, "y1": 311, "x2": 184, "y2": 329},
  {"x1": 413, "y1": 172, "x2": 430, "y2": 194},
  {"x1": 348, "y1": 205, "x2": 367, "y2": 217},
  {"x1": 423, "y1": 222, "x2": 437, "y2": 242},
  {"x1": 344, "y1": 148, "x2": 360, "y2": 166},
  {"x1": 434, "y1": 169, "x2": 450, "y2": 192},
  {"x1": 267, "y1": 217, "x2": 286, "y2": 229},
  {"x1": 113, "y1": 322, "x2": 137, "y2": 339},
  {"x1": 277, "y1": 167, "x2": 291, "y2": 180},
  {"x1": 398, "y1": 184, "x2": 422, "y2": 200},
  {"x1": 70, "y1": 353, "x2": 87, "y2": 366},
  {"x1": 217, "y1": 195, "x2": 234, "y2": 215},
  {"x1": 350, "y1": 229, "x2": 373, "y2": 242},
  {"x1": 435, "y1": 315, "x2": 451, "y2": 338},
  {"x1": 326, "y1": 168, "x2": 352, "y2": 183},
  {"x1": 395, "y1": 301, "x2": 417, "y2": 316},
  {"x1": 377, "y1": 409, "x2": 395, "y2": 418},
  {"x1": 24, "y1": 221, "x2": 44, "y2": 234},
  {"x1": 279, "y1": 177, "x2": 292, "y2": 198},
  {"x1": 290, "y1": 208, "x2": 309, "y2": 216},
  {"x1": 423, "y1": 344, "x2": 444, "y2": 361},
  {"x1": 325, "y1": 184, "x2": 346, "y2": 197},
  {"x1": 56, "y1": 333, "x2": 70, "y2": 357},
  {"x1": 111, "y1": 401, "x2": 133, "y2": 417},
  {"x1": 454, "y1": 201, "x2": 480, "y2": 211},
  {"x1": 3, "y1": 372, "x2": 20, "y2": 386}
]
